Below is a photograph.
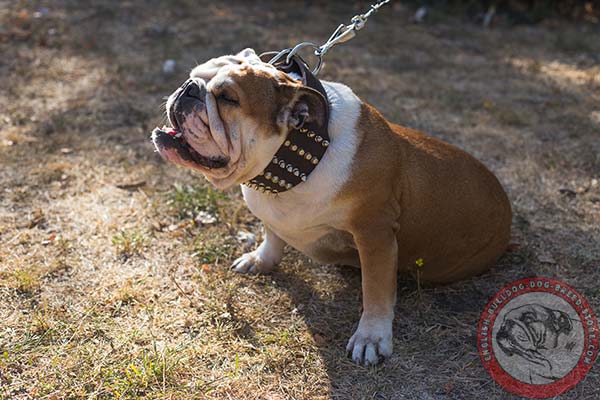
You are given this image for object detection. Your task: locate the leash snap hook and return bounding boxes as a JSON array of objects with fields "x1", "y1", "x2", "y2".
[{"x1": 268, "y1": 0, "x2": 392, "y2": 76}]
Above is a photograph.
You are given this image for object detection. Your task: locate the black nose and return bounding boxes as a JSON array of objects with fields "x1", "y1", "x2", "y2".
[
  {"x1": 171, "y1": 79, "x2": 206, "y2": 127},
  {"x1": 183, "y1": 79, "x2": 205, "y2": 101}
]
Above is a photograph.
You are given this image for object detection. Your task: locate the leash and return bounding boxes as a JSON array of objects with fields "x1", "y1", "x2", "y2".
[{"x1": 266, "y1": 0, "x2": 392, "y2": 76}]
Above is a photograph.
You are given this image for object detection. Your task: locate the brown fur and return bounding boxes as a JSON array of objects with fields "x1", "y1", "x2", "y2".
[
  {"x1": 214, "y1": 66, "x2": 294, "y2": 138},
  {"x1": 333, "y1": 103, "x2": 511, "y2": 315}
]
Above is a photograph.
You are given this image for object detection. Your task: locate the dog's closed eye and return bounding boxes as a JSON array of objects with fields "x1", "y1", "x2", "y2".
[{"x1": 217, "y1": 92, "x2": 239, "y2": 106}]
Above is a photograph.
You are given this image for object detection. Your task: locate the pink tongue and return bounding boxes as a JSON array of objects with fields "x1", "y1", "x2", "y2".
[{"x1": 166, "y1": 127, "x2": 178, "y2": 136}]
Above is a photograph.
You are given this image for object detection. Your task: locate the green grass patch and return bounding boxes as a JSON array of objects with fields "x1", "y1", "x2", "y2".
[
  {"x1": 167, "y1": 184, "x2": 228, "y2": 220},
  {"x1": 112, "y1": 230, "x2": 148, "y2": 259},
  {"x1": 0, "y1": 268, "x2": 42, "y2": 295},
  {"x1": 101, "y1": 348, "x2": 184, "y2": 398},
  {"x1": 192, "y1": 233, "x2": 235, "y2": 266}
]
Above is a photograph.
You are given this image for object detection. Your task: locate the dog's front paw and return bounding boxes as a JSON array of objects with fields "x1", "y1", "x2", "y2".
[
  {"x1": 346, "y1": 314, "x2": 393, "y2": 366},
  {"x1": 231, "y1": 251, "x2": 276, "y2": 274}
]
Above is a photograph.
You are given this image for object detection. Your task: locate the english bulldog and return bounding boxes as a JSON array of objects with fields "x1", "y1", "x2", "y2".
[{"x1": 152, "y1": 48, "x2": 512, "y2": 365}]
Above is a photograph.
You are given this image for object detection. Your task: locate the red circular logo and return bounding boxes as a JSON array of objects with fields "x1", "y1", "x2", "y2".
[{"x1": 478, "y1": 278, "x2": 598, "y2": 398}]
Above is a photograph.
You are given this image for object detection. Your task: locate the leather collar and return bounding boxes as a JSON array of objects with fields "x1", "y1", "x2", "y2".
[{"x1": 243, "y1": 53, "x2": 331, "y2": 195}]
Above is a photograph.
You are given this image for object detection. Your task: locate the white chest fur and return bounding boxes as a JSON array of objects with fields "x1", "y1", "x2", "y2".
[{"x1": 241, "y1": 81, "x2": 362, "y2": 258}]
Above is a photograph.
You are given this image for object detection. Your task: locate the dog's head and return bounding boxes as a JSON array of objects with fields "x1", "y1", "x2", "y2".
[
  {"x1": 152, "y1": 48, "x2": 327, "y2": 189},
  {"x1": 496, "y1": 304, "x2": 573, "y2": 367}
]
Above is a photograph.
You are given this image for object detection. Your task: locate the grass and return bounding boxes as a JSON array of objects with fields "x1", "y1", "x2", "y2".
[
  {"x1": 554, "y1": 29, "x2": 600, "y2": 54},
  {"x1": 168, "y1": 184, "x2": 228, "y2": 220},
  {"x1": 192, "y1": 233, "x2": 235, "y2": 266},
  {"x1": 11, "y1": 268, "x2": 41, "y2": 295},
  {"x1": 0, "y1": 1, "x2": 599, "y2": 399},
  {"x1": 111, "y1": 229, "x2": 148, "y2": 260}
]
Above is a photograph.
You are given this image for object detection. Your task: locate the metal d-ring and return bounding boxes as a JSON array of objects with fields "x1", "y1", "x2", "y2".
[
  {"x1": 285, "y1": 42, "x2": 319, "y2": 64},
  {"x1": 267, "y1": 42, "x2": 323, "y2": 76}
]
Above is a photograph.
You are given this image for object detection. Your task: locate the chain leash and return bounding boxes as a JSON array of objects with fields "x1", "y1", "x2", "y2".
[{"x1": 268, "y1": 0, "x2": 392, "y2": 76}]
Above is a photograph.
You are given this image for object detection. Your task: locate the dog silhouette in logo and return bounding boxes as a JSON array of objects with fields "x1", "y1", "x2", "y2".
[{"x1": 496, "y1": 304, "x2": 574, "y2": 383}]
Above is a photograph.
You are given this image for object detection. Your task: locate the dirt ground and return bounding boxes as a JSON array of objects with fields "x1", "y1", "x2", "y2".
[{"x1": 1, "y1": 1, "x2": 599, "y2": 399}]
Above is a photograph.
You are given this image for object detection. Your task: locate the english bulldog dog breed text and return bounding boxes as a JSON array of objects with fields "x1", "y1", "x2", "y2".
[{"x1": 152, "y1": 49, "x2": 512, "y2": 366}]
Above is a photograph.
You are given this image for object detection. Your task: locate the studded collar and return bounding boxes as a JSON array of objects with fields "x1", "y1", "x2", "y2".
[{"x1": 243, "y1": 54, "x2": 331, "y2": 195}]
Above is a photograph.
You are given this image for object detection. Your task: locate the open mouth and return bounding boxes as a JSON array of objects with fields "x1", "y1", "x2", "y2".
[
  {"x1": 152, "y1": 78, "x2": 231, "y2": 172},
  {"x1": 151, "y1": 125, "x2": 229, "y2": 169}
]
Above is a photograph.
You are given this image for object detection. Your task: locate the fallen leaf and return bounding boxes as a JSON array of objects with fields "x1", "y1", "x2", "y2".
[
  {"x1": 444, "y1": 381, "x2": 455, "y2": 394},
  {"x1": 201, "y1": 264, "x2": 212, "y2": 273},
  {"x1": 47, "y1": 163, "x2": 70, "y2": 171},
  {"x1": 116, "y1": 181, "x2": 146, "y2": 190},
  {"x1": 169, "y1": 230, "x2": 185, "y2": 238}
]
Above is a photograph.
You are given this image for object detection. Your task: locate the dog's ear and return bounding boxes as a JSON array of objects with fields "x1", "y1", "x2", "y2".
[
  {"x1": 279, "y1": 86, "x2": 327, "y2": 131},
  {"x1": 236, "y1": 48, "x2": 256, "y2": 58}
]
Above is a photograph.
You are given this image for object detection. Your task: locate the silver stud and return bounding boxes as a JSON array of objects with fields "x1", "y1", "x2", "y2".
[
  {"x1": 290, "y1": 144, "x2": 298, "y2": 151},
  {"x1": 266, "y1": 186, "x2": 272, "y2": 191},
  {"x1": 286, "y1": 183, "x2": 293, "y2": 189},
  {"x1": 300, "y1": 174, "x2": 307, "y2": 182},
  {"x1": 292, "y1": 168, "x2": 300, "y2": 176},
  {"x1": 272, "y1": 189, "x2": 279, "y2": 194},
  {"x1": 298, "y1": 149, "x2": 305, "y2": 156},
  {"x1": 322, "y1": 140, "x2": 329, "y2": 147},
  {"x1": 299, "y1": 128, "x2": 308, "y2": 133},
  {"x1": 279, "y1": 179, "x2": 286, "y2": 187},
  {"x1": 305, "y1": 153, "x2": 312, "y2": 161},
  {"x1": 308, "y1": 131, "x2": 316, "y2": 138},
  {"x1": 312, "y1": 158, "x2": 319, "y2": 165},
  {"x1": 286, "y1": 164, "x2": 293, "y2": 172},
  {"x1": 272, "y1": 157, "x2": 278, "y2": 164},
  {"x1": 258, "y1": 171, "x2": 264, "y2": 176},
  {"x1": 284, "y1": 140, "x2": 291, "y2": 147},
  {"x1": 278, "y1": 160, "x2": 286, "y2": 168},
  {"x1": 272, "y1": 176, "x2": 279, "y2": 183},
  {"x1": 315, "y1": 135, "x2": 323, "y2": 142},
  {"x1": 265, "y1": 172, "x2": 272, "y2": 180}
]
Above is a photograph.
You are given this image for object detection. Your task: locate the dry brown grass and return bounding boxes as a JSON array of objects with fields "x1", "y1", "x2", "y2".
[{"x1": 0, "y1": 1, "x2": 599, "y2": 399}]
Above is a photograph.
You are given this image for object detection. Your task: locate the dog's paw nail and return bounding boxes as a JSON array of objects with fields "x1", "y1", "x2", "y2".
[
  {"x1": 232, "y1": 257, "x2": 252, "y2": 274},
  {"x1": 346, "y1": 319, "x2": 393, "y2": 366},
  {"x1": 231, "y1": 249, "x2": 279, "y2": 274},
  {"x1": 231, "y1": 252, "x2": 266, "y2": 274},
  {"x1": 364, "y1": 343, "x2": 378, "y2": 365}
]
